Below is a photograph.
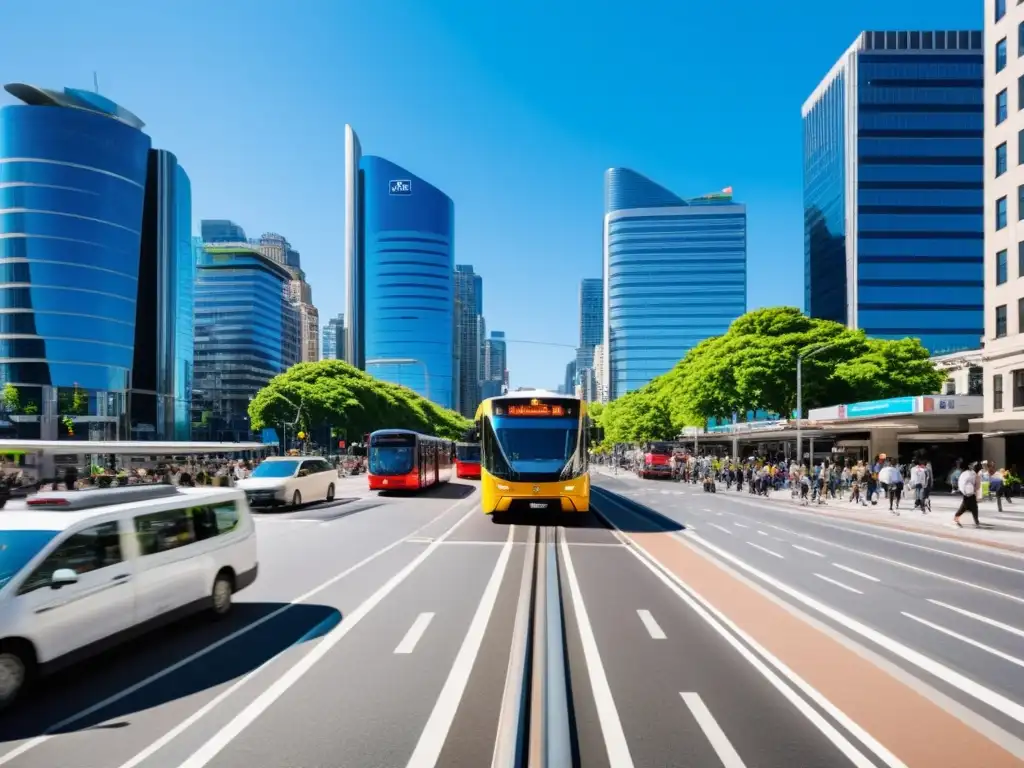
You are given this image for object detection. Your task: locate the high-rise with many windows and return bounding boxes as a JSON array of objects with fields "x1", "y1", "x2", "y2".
[
  {"x1": 0, "y1": 83, "x2": 193, "y2": 441},
  {"x1": 575, "y1": 278, "x2": 603, "y2": 401},
  {"x1": 322, "y1": 313, "x2": 345, "y2": 360},
  {"x1": 982, "y1": 2, "x2": 1024, "y2": 465},
  {"x1": 343, "y1": 125, "x2": 456, "y2": 409},
  {"x1": 192, "y1": 242, "x2": 296, "y2": 441},
  {"x1": 454, "y1": 265, "x2": 482, "y2": 417},
  {"x1": 602, "y1": 169, "x2": 747, "y2": 399},
  {"x1": 803, "y1": 30, "x2": 984, "y2": 355}
]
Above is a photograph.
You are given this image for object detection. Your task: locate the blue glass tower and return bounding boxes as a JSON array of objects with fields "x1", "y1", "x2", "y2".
[
  {"x1": 602, "y1": 170, "x2": 747, "y2": 399},
  {"x1": 351, "y1": 152, "x2": 455, "y2": 410},
  {"x1": 192, "y1": 244, "x2": 293, "y2": 441},
  {"x1": 803, "y1": 31, "x2": 984, "y2": 355},
  {"x1": 0, "y1": 83, "x2": 152, "y2": 439}
]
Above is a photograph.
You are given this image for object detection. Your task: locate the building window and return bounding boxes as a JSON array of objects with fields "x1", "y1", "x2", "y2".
[
  {"x1": 998, "y1": 38, "x2": 1008, "y2": 72},
  {"x1": 1015, "y1": 371, "x2": 1024, "y2": 408},
  {"x1": 1019, "y1": 241, "x2": 1024, "y2": 276},
  {"x1": 1019, "y1": 297, "x2": 1024, "y2": 335},
  {"x1": 998, "y1": 89, "x2": 1009, "y2": 124},
  {"x1": 999, "y1": 249, "x2": 1009, "y2": 284},
  {"x1": 1020, "y1": 22, "x2": 1024, "y2": 55},
  {"x1": 998, "y1": 142, "x2": 1009, "y2": 176},
  {"x1": 997, "y1": 304, "x2": 1008, "y2": 338},
  {"x1": 998, "y1": 0, "x2": 1007, "y2": 22},
  {"x1": 998, "y1": 196, "x2": 1008, "y2": 229},
  {"x1": 994, "y1": 374, "x2": 1004, "y2": 411}
]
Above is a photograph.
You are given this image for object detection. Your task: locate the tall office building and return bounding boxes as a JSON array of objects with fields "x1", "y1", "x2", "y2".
[
  {"x1": 803, "y1": 30, "x2": 984, "y2": 355},
  {"x1": 575, "y1": 278, "x2": 603, "y2": 401},
  {"x1": 454, "y1": 265, "x2": 482, "y2": 417},
  {"x1": 0, "y1": 83, "x2": 193, "y2": 440},
  {"x1": 201, "y1": 219, "x2": 246, "y2": 244},
  {"x1": 131, "y1": 149, "x2": 194, "y2": 440},
  {"x1": 192, "y1": 243, "x2": 295, "y2": 441},
  {"x1": 982, "y1": 3, "x2": 1024, "y2": 465},
  {"x1": 259, "y1": 232, "x2": 318, "y2": 363},
  {"x1": 564, "y1": 360, "x2": 577, "y2": 399},
  {"x1": 322, "y1": 313, "x2": 345, "y2": 360},
  {"x1": 481, "y1": 331, "x2": 508, "y2": 399},
  {"x1": 602, "y1": 169, "x2": 747, "y2": 399},
  {"x1": 343, "y1": 124, "x2": 456, "y2": 408}
]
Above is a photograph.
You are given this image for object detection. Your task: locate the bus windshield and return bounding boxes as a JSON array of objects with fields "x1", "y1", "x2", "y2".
[
  {"x1": 369, "y1": 434, "x2": 416, "y2": 475},
  {"x1": 456, "y1": 444, "x2": 480, "y2": 462},
  {"x1": 647, "y1": 442, "x2": 673, "y2": 456},
  {"x1": 493, "y1": 423, "x2": 579, "y2": 476}
]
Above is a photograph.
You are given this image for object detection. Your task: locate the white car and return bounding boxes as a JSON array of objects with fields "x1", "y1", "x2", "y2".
[
  {"x1": 0, "y1": 483, "x2": 258, "y2": 707},
  {"x1": 236, "y1": 456, "x2": 338, "y2": 508}
]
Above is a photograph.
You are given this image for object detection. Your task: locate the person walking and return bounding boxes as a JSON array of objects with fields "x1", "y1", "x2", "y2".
[{"x1": 954, "y1": 462, "x2": 981, "y2": 528}]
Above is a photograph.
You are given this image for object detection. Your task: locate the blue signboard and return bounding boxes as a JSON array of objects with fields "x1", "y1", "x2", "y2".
[
  {"x1": 845, "y1": 397, "x2": 916, "y2": 418},
  {"x1": 389, "y1": 179, "x2": 412, "y2": 195}
]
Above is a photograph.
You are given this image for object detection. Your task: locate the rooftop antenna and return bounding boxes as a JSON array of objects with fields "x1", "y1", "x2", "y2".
[{"x1": 92, "y1": 71, "x2": 99, "y2": 93}]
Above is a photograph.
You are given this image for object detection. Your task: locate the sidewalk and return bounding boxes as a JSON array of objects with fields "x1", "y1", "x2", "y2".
[{"x1": 762, "y1": 488, "x2": 1024, "y2": 553}]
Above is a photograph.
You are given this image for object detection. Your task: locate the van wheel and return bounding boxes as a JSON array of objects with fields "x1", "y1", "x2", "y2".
[
  {"x1": 326, "y1": 483, "x2": 335, "y2": 502},
  {"x1": 211, "y1": 571, "x2": 234, "y2": 617},
  {"x1": 0, "y1": 647, "x2": 31, "y2": 709},
  {"x1": 291, "y1": 490, "x2": 302, "y2": 508}
]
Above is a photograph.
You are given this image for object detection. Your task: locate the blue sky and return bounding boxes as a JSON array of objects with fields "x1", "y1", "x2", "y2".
[{"x1": 2, "y1": 0, "x2": 978, "y2": 390}]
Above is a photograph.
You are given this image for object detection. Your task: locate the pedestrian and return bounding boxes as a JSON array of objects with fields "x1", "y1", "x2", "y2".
[{"x1": 954, "y1": 462, "x2": 981, "y2": 528}]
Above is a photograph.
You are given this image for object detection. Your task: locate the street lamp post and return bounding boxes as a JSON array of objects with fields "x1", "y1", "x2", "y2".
[
  {"x1": 269, "y1": 391, "x2": 304, "y2": 452},
  {"x1": 795, "y1": 342, "x2": 838, "y2": 465},
  {"x1": 366, "y1": 357, "x2": 432, "y2": 401}
]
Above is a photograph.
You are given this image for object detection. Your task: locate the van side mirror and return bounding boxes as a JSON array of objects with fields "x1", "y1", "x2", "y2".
[{"x1": 51, "y1": 568, "x2": 78, "y2": 589}]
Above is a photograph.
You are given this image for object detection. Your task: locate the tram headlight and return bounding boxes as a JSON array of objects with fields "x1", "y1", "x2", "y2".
[
  {"x1": 496, "y1": 483, "x2": 510, "y2": 491},
  {"x1": 563, "y1": 485, "x2": 575, "y2": 492}
]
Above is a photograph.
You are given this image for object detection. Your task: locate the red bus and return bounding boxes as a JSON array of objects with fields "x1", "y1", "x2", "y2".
[
  {"x1": 454, "y1": 442, "x2": 481, "y2": 479},
  {"x1": 367, "y1": 429, "x2": 453, "y2": 491}
]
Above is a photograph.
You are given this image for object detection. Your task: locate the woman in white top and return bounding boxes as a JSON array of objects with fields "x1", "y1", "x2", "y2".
[{"x1": 954, "y1": 462, "x2": 980, "y2": 528}]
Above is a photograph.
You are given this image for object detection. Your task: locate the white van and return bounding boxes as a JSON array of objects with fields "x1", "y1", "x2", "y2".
[
  {"x1": 236, "y1": 455, "x2": 339, "y2": 508},
  {"x1": 0, "y1": 484, "x2": 258, "y2": 707}
]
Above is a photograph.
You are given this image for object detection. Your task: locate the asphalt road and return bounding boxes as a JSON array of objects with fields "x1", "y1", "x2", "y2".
[{"x1": 0, "y1": 474, "x2": 1021, "y2": 767}]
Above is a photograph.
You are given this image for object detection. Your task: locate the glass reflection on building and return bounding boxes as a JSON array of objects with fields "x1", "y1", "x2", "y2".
[
  {"x1": 360, "y1": 156, "x2": 455, "y2": 409},
  {"x1": 802, "y1": 31, "x2": 984, "y2": 355},
  {"x1": 602, "y1": 169, "x2": 747, "y2": 399},
  {"x1": 192, "y1": 245, "x2": 293, "y2": 442},
  {"x1": 0, "y1": 84, "x2": 152, "y2": 440}
]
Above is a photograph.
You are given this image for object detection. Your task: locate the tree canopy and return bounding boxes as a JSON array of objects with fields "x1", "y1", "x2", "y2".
[
  {"x1": 248, "y1": 359, "x2": 472, "y2": 441},
  {"x1": 599, "y1": 306, "x2": 946, "y2": 446}
]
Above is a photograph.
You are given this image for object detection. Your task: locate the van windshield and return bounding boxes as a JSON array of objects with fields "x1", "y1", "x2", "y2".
[
  {"x1": 0, "y1": 530, "x2": 59, "y2": 589},
  {"x1": 251, "y1": 461, "x2": 300, "y2": 478}
]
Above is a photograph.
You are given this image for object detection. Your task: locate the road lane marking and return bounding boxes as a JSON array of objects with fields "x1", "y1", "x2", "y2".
[
  {"x1": 792, "y1": 544, "x2": 824, "y2": 557},
  {"x1": 814, "y1": 574, "x2": 863, "y2": 595},
  {"x1": 637, "y1": 609, "x2": 667, "y2": 639},
  {"x1": 902, "y1": 613, "x2": 1024, "y2": 670},
  {"x1": 394, "y1": 612, "x2": 435, "y2": 654},
  {"x1": 832, "y1": 564, "x2": 880, "y2": 583},
  {"x1": 703, "y1": 508, "x2": 713, "y2": 512},
  {"x1": 733, "y1": 523, "x2": 749, "y2": 528},
  {"x1": 710, "y1": 524, "x2": 732, "y2": 534},
  {"x1": 757, "y1": 530, "x2": 769, "y2": 536},
  {"x1": 405, "y1": 527, "x2": 515, "y2": 767},
  {"x1": 928, "y1": 600, "x2": 1024, "y2": 639},
  {"x1": 680, "y1": 692, "x2": 747, "y2": 767},
  {"x1": 747, "y1": 542, "x2": 784, "y2": 559},
  {"x1": 560, "y1": 535, "x2": 635, "y2": 767},
  {"x1": 173, "y1": 505, "x2": 481, "y2": 768},
  {"x1": 597, "y1": 534, "x2": 890, "y2": 766},
  {"x1": 707, "y1": 495, "x2": 1024, "y2": 575},
  {"x1": 0, "y1": 493, "x2": 479, "y2": 768},
  {"x1": 683, "y1": 532, "x2": 1024, "y2": 727}
]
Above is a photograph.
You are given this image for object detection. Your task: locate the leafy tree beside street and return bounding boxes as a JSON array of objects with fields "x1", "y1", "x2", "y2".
[
  {"x1": 248, "y1": 360, "x2": 471, "y2": 443},
  {"x1": 598, "y1": 307, "x2": 946, "y2": 446}
]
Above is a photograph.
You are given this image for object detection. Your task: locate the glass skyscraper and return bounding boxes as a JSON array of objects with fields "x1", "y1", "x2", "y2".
[
  {"x1": 454, "y1": 265, "x2": 482, "y2": 417},
  {"x1": 0, "y1": 83, "x2": 192, "y2": 440},
  {"x1": 322, "y1": 313, "x2": 344, "y2": 360},
  {"x1": 343, "y1": 125, "x2": 456, "y2": 409},
  {"x1": 575, "y1": 278, "x2": 603, "y2": 399},
  {"x1": 803, "y1": 30, "x2": 984, "y2": 355},
  {"x1": 192, "y1": 245, "x2": 294, "y2": 441},
  {"x1": 602, "y1": 169, "x2": 747, "y2": 399}
]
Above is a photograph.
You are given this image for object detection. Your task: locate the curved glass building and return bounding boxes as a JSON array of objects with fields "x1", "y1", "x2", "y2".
[
  {"x1": 0, "y1": 84, "x2": 151, "y2": 439},
  {"x1": 361, "y1": 155, "x2": 455, "y2": 409},
  {"x1": 602, "y1": 169, "x2": 747, "y2": 399}
]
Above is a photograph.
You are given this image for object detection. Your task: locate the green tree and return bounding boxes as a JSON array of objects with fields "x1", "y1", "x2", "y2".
[
  {"x1": 1, "y1": 384, "x2": 19, "y2": 414},
  {"x1": 248, "y1": 360, "x2": 471, "y2": 441},
  {"x1": 603, "y1": 307, "x2": 946, "y2": 433}
]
